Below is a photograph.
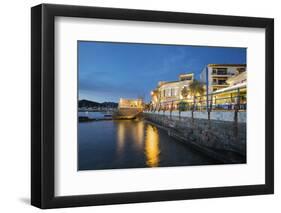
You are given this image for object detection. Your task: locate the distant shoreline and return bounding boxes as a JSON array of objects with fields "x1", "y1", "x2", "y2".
[{"x1": 78, "y1": 109, "x2": 117, "y2": 112}]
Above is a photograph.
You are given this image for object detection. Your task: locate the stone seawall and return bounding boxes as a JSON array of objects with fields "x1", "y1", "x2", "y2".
[
  {"x1": 146, "y1": 110, "x2": 246, "y2": 123},
  {"x1": 144, "y1": 112, "x2": 246, "y2": 163}
]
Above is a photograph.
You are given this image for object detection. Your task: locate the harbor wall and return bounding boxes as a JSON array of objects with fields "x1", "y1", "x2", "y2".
[
  {"x1": 144, "y1": 112, "x2": 246, "y2": 163},
  {"x1": 145, "y1": 110, "x2": 246, "y2": 123}
]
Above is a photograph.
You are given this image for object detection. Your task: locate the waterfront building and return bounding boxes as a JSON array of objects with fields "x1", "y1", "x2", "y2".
[
  {"x1": 210, "y1": 71, "x2": 247, "y2": 110},
  {"x1": 200, "y1": 64, "x2": 246, "y2": 94},
  {"x1": 118, "y1": 98, "x2": 144, "y2": 109},
  {"x1": 226, "y1": 70, "x2": 246, "y2": 87},
  {"x1": 150, "y1": 73, "x2": 194, "y2": 110},
  {"x1": 199, "y1": 64, "x2": 246, "y2": 110},
  {"x1": 150, "y1": 65, "x2": 247, "y2": 112},
  {"x1": 114, "y1": 98, "x2": 144, "y2": 119}
]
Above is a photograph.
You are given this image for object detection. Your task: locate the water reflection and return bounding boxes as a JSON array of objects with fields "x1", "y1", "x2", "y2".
[
  {"x1": 116, "y1": 120, "x2": 159, "y2": 166},
  {"x1": 117, "y1": 122, "x2": 125, "y2": 154},
  {"x1": 145, "y1": 124, "x2": 160, "y2": 167},
  {"x1": 135, "y1": 120, "x2": 144, "y2": 148},
  {"x1": 78, "y1": 115, "x2": 217, "y2": 170}
]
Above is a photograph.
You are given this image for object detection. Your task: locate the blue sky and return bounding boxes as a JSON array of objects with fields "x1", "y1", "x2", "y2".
[{"x1": 78, "y1": 41, "x2": 246, "y2": 103}]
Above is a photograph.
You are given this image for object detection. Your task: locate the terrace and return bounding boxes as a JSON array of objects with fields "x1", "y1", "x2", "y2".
[{"x1": 147, "y1": 86, "x2": 246, "y2": 123}]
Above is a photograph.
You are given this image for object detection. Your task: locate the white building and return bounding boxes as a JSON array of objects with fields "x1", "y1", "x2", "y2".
[
  {"x1": 200, "y1": 64, "x2": 246, "y2": 95},
  {"x1": 151, "y1": 73, "x2": 194, "y2": 109}
]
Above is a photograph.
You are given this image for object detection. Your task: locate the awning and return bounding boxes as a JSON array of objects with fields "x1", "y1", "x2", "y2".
[{"x1": 211, "y1": 82, "x2": 247, "y2": 95}]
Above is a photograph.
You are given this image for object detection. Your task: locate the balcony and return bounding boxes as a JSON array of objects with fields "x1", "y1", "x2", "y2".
[
  {"x1": 211, "y1": 73, "x2": 234, "y2": 77},
  {"x1": 212, "y1": 81, "x2": 228, "y2": 86}
]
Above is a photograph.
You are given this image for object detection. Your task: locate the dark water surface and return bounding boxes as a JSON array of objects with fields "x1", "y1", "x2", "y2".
[{"x1": 78, "y1": 117, "x2": 218, "y2": 170}]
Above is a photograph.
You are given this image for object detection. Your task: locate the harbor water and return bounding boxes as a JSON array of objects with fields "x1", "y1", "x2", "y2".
[{"x1": 78, "y1": 112, "x2": 218, "y2": 170}]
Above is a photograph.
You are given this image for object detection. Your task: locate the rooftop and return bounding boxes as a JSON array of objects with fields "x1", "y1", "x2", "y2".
[
  {"x1": 157, "y1": 73, "x2": 194, "y2": 87},
  {"x1": 178, "y1": 73, "x2": 194, "y2": 76},
  {"x1": 208, "y1": 64, "x2": 246, "y2": 67}
]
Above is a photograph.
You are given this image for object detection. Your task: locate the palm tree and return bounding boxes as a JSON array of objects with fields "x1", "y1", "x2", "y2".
[
  {"x1": 151, "y1": 90, "x2": 159, "y2": 111},
  {"x1": 181, "y1": 86, "x2": 189, "y2": 99},
  {"x1": 178, "y1": 101, "x2": 187, "y2": 118},
  {"x1": 189, "y1": 80, "x2": 205, "y2": 119},
  {"x1": 179, "y1": 87, "x2": 189, "y2": 118}
]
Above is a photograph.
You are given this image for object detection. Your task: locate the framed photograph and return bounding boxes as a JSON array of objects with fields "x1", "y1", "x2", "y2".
[{"x1": 31, "y1": 4, "x2": 274, "y2": 209}]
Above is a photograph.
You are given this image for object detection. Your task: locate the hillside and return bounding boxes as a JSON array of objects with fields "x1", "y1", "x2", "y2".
[{"x1": 78, "y1": 99, "x2": 118, "y2": 108}]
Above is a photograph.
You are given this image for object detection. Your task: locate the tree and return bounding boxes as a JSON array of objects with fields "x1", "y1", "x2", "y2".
[
  {"x1": 188, "y1": 80, "x2": 205, "y2": 119},
  {"x1": 150, "y1": 90, "x2": 159, "y2": 111},
  {"x1": 181, "y1": 86, "x2": 189, "y2": 99},
  {"x1": 178, "y1": 101, "x2": 187, "y2": 118}
]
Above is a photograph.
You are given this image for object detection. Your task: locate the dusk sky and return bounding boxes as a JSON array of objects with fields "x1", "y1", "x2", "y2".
[{"x1": 78, "y1": 41, "x2": 246, "y2": 103}]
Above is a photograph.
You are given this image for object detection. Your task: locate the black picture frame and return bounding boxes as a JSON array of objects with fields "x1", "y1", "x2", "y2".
[{"x1": 31, "y1": 3, "x2": 274, "y2": 209}]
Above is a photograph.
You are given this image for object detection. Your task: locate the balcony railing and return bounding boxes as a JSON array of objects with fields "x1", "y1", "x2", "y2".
[
  {"x1": 148, "y1": 88, "x2": 246, "y2": 114},
  {"x1": 150, "y1": 97, "x2": 246, "y2": 112},
  {"x1": 212, "y1": 82, "x2": 228, "y2": 86}
]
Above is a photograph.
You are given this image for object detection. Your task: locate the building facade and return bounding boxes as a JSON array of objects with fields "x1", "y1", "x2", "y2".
[
  {"x1": 118, "y1": 98, "x2": 144, "y2": 109},
  {"x1": 150, "y1": 64, "x2": 247, "y2": 112},
  {"x1": 226, "y1": 71, "x2": 247, "y2": 87},
  {"x1": 151, "y1": 73, "x2": 194, "y2": 110},
  {"x1": 200, "y1": 64, "x2": 246, "y2": 94}
]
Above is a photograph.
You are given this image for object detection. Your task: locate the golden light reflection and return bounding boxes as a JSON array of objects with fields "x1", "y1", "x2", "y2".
[
  {"x1": 117, "y1": 122, "x2": 125, "y2": 154},
  {"x1": 134, "y1": 121, "x2": 144, "y2": 148},
  {"x1": 145, "y1": 124, "x2": 160, "y2": 167}
]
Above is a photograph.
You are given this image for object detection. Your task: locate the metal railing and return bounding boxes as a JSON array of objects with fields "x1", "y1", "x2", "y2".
[{"x1": 148, "y1": 88, "x2": 246, "y2": 113}]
